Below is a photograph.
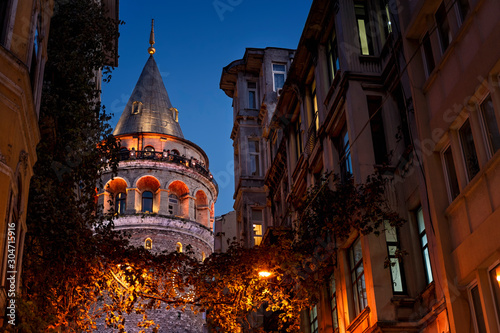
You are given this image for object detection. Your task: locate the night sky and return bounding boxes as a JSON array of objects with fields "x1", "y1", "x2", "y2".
[{"x1": 101, "y1": 0, "x2": 313, "y2": 215}]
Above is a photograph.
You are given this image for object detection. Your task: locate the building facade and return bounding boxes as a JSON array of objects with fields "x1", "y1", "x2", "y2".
[
  {"x1": 221, "y1": 0, "x2": 500, "y2": 332},
  {"x1": 0, "y1": 0, "x2": 54, "y2": 325},
  {"x1": 97, "y1": 27, "x2": 217, "y2": 332}
]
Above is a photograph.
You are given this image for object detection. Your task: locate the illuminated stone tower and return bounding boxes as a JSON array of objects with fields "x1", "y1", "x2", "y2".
[{"x1": 97, "y1": 20, "x2": 218, "y2": 332}]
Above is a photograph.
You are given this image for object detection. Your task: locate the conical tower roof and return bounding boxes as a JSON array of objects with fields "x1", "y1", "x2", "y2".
[{"x1": 113, "y1": 27, "x2": 184, "y2": 138}]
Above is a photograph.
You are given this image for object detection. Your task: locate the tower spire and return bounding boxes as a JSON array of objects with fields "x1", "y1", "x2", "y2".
[{"x1": 148, "y1": 19, "x2": 156, "y2": 55}]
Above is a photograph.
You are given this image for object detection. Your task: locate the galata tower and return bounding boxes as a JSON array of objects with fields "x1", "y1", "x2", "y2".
[{"x1": 97, "y1": 21, "x2": 218, "y2": 333}]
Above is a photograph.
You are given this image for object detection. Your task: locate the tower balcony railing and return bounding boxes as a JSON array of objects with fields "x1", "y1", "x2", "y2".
[{"x1": 118, "y1": 149, "x2": 218, "y2": 191}]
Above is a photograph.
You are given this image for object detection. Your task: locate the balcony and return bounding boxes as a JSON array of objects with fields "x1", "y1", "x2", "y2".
[{"x1": 118, "y1": 149, "x2": 218, "y2": 191}]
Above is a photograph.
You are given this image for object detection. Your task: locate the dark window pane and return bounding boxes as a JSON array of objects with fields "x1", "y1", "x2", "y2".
[
  {"x1": 368, "y1": 96, "x2": 388, "y2": 165},
  {"x1": 459, "y1": 119, "x2": 480, "y2": 181},
  {"x1": 422, "y1": 33, "x2": 435, "y2": 75},
  {"x1": 481, "y1": 96, "x2": 500, "y2": 154},
  {"x1": 443, "y1": 146, "x2": 460, "y2": 200},
  {"x1": 142, "y1": 191, "x2": 153, "y2": 212},
  {"x1": 471, "y1": 285, "x2": 487, "y2": 333},
  {"x1": 115, "y1": 192, "x2": 126, "y2": 214},
  {"x1": 436, "y1": 2, "x2": 452, "y2": 52}
]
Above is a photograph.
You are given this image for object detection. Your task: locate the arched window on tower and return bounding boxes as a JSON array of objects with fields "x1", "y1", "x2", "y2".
[
  {"x1": 131, "y1": 101, "x2": 143, "y2": 114},
  {"x1": 115, "y1": 192, "x2": 126, "y2": 214},
  {"x1": 142, "y1": 191, "x2": 153, "y2": 213},
  {"x1": 168, "y1": 194, "x2": 179, "y2": 216},
  {"x1": 176, "y1": 242, "x2": 183, "y2": 253},
  {"x1": 144, "y1": 146, "x2": 155, "y2": 159},
  {"x1": 171, "y1": 149, "x2": 180, "y2": 156},
  {"x1": 145, "y1": 238, "x2": 153, "y2": 250}
]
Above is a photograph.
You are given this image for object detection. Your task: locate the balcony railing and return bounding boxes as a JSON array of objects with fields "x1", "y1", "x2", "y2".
[{"x1": 118, "y1": 149, "x2": 218, "y2": 191}]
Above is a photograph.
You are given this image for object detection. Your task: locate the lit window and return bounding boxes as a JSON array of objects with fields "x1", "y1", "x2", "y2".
[
  {"x1": 329, "y1": 275, "x2": 339, "y2": 330},
  {"x1": 469, "y1": 283, "x2": 487, "y2": 333},
  {"x1": 380, "y1": 0, "x2": 392, "y2": 40},
  {"x1": 310, "y1": 80, "x2": 319, "y2": 133},
  {"x1": 252, "y1": 208, "x2": 263, "y2": 246},
  {"x1": 142, "y1": 191, "x2": 153, "y2": 213},
  {"x1": 349, "y1": 237, "x2": 367, "y2": 316},
  {"x1": 480, "y1": 95, "x2": 500, "y2": 155},
  {"x1": 144, "y1": 238, "x2": 153, "y2": 250},
  {"x1": 489, "y1": 264, "x2": 500, "y2": 322},
  {"x1": 436, "y1": 2, "x2": 452, "y2": 53},
  {"x1": 309, "y1": 305, "x2": 318, "y2": 333},
  {"x1": 202, "y1": 252, "x2": 206, "y2": 261},
  {"x1": 168, "y1": 194, "x2": 179, "y2": 216},
  {"x1": 176, "y1": 242, "x2": 183, "y2": 253},
  {"x1": 248, "y1": 81, "x2": 257, "y2": 109},
  {"x1": 459, "y1": 119, "x2": 480, "y2": 181},
  {"x1": 385, "y1": 221, "x2": 406, "y2": 294},
  {"x1": 326, "y1": 31, "x2": 340, "y2": 85},
  {"x1": 442, "y1": 145, "x2": 460, "y2": 201},
  {"x1": 131, "y1": 101, "x2": 143, "y2": 114},
  {"x1": 417, "y1": 207, "x2": 433, "y2": 284},
  {"x1": 422, "y1": 32, "x2": 435, "y2": 77},
  {"x1": 248, "y1": 139, "x2": 261, "y2": 176},
  {"x1": 272, "y1": 63, "x2": 286, "y2": 91},
  {"x1": 337, "y1": 126, "x2": 352, "y2": 183},
  {"x1": 115, "y1": 192, "x2": 126, "y2": 214},
  {"x1": 354, "y1": 0, "x2": 374, "y2": 55}
]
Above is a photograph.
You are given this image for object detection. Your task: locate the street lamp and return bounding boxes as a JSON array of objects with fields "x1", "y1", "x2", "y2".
[{"x1": 258, "y1": 270, "x2": 273, "y2": 278}]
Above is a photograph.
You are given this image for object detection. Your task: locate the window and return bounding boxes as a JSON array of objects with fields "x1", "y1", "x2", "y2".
[
  {"x1": 115, "y1": 192, "x2": 126, "y2": 214},
  {"x1": 310, "y1": 80, "x2": 319, "y2": 133},
  {"x1": 480, "y1": 95, "x2": 500, "y2": 155},
  {"x1": 330, "y1": 275, "x2": 339, "y2": 331},
  {"x1": 459, "y1": 119, "x2": 480, "y2": 181},
  {"x1": 30, "y1": 12, "x2": 41, "y2": 90},
  {"x1": 442, "y1": 146, "x2": 460, "y2": 201},
  {"x1": 131, "y1": 101, "x2": 143, "y2": 114},
  {"x1": 469, "y1": 283, "x2": 487, "y2": 333},
  {"x1": 456, "y1": 0, "x2": 470, "y2": 24},
  {"x1": 144, "y1": 145, "x2": 155, "y2": 158},
  {"x1": 176, "y1": 242, "x2": 183, "y2": 253},
  {"x1": 309, "y1": 305, "x2": 318, "y2": 333},
  {"x1": 0, "y1": 0, "x2": 10, "y2": 44},
  {"x1": 144, "y1": 238, "x2": 153, "y2": 250},
  {"x1": 294, "y1": 116, "x2": 303, "y2": 160},
  {"x1": 337, "y1": 126, "x2": 352, "y2": 182},
  {"x1": 489, "y1": 264, "x2": 500, "y2": 322},
  {"x1": 248, "y1": 139, "x2": 261, "y2": 176},
  {"x1": 417, "y1": 207, "x2": 433, "y2": 284},
  {"x1": 355, "y1": 0, "x2": 374, "y2": 55},
  {"x1": 368, "y1": 96, "x2": 388, "y2": 165},
  {"x1": 422, "y1": 32, "x2": 435, "y2": 76},
  {"x1": 248, "y1": 81, "x2": 257, "y2": 109},
  {"x1": 171, "y1": 149, "x2": 180, "y2": 156},
  {"x1": 385, "y1": 221, "x2": 406, "y2": 294},
  {"x1": 436, "y1": 2, "x2": 452, "y2": 53},
  {"x1": 349, "y1": 237, "x2": 367, "y2": 317},
  {"x1": 252, "y1": 208, "x2": 263, "y2": 246},
  {"x1": 326, "y1": 31, "x2": 340, "y2": 85},
  {"x1": 380, "y1": 0, "x2": 392, "y2": 41},
  {"x1": 142, "y1": 191, "x2": 153, "y2": 213},
  {"x1": 272, "y1": 63, "x2": 286, "y2": 92},
  {"x1": 168, "y1": 194, "x2": 179, "y2": 215},
  {"x1": 119, "y1": 147, "x2": 130, "y2": 160}
]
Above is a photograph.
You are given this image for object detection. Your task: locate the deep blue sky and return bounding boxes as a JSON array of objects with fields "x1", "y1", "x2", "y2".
[{"x1": 101, "y1": 0, "x2": 312, "y2": 216}]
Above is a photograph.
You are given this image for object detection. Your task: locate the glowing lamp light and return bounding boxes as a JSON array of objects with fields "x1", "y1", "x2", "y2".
[
  {"x1": 258, "y1": 271, "x2": 272, "y2": 278},
  {"x1": 497, "y1": 274, "x2": 500, "y2": 283}
]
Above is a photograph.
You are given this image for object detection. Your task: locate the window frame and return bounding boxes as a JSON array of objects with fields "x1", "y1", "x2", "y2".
[
  {"x1": 272, "y1": 63, "x2": 286, "y2": 92},
  {"x1": 478, "y1": 94, "x2": 500, "y2": 158},
  {"x1": 168, "y1": 193, "x2": 179, "y2": 216},
  {"x1": 416, "y1": 207, "x2": 433, "y2": 285},
  {"x1": 309, "y1": 305, "x2": 319, "y2": 333},
  {"x1": 468, "y1": 281, "x2": 487, "y2": 333},
  {"x1": 248, "y1": 138, "x2": 261, "y2": 176},
  {"x1": 115, "y1": 192, "x2": 126, "y2": 214},
  {"x1": 384, "y1": 221, "x2": 407, "y2": 294},
  {"x1": 354, "y1": 0, "x2": 375, "y2": 56},
  {"x1": 441, "y1": 144, "x2": 461, "y2": 202},
  {"x1": 330, "y1": 274, "x2": 339, "y2": 331},
  {"x1": 421, "y1": 32, "x2": 435, "y2": 78},
  {"x1": 459, "y1": 118, "x2": 480, "y2": 182},
  {"x1": 141, "y1": 191, "x2": 154, "y2": 213},
  {"x1": 349, "y1": 237, "x2": 367, "y2": 317},
  {"x1": 435, "y1": 1, "x2": 452, "y2": 54},
  {"x1": 247, "y1": 81, "x2": 257, "y2": 109},
  {"x1": 251, "y1": 208, "x2": 264, "y2": 246},
  {"x1": 326, "y1": 30, "x2": 340, "y2": 86}
]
